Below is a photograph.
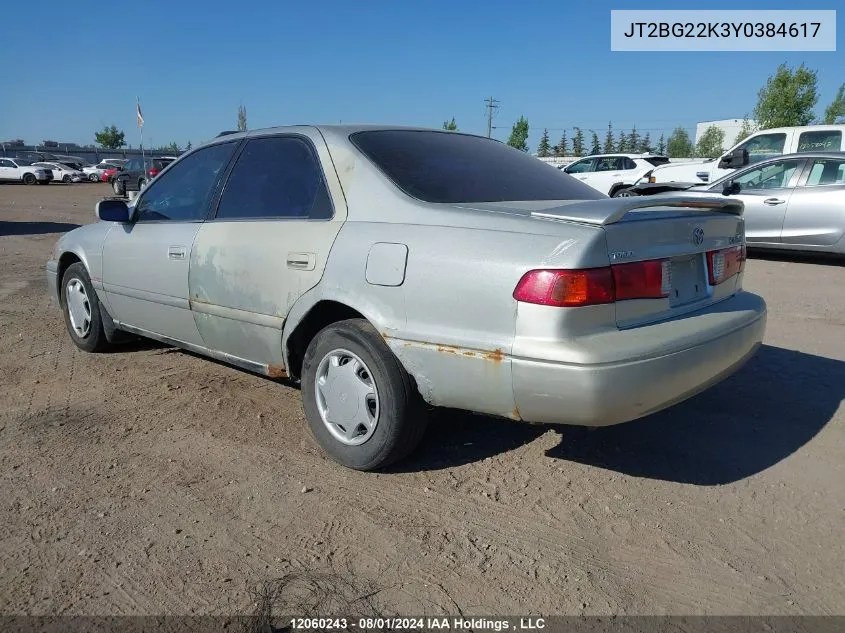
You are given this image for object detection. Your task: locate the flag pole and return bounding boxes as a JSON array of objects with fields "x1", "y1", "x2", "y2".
[{"x1": 137, "y1": 97, "x2": 146, "y2": 171}]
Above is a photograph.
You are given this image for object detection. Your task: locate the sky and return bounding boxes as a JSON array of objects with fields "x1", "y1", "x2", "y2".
[{"x1": 0, "y1": 0, "x2": 842, "y2": 151}]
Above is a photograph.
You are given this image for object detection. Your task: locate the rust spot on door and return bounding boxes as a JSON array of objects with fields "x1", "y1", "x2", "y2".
[{"x1": 267, "y1": 364, "x2": 288, "y2": 378}]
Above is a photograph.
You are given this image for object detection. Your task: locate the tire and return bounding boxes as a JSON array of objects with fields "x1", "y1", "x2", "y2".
[
  {"x1": 612, "y1": 187, "x2": 636, "y2": 198},
  {"x1": 62, "y1": 174, "x2": 71, "y2": 183},
  {"x1": 37, "y1": 179, "x2": 50, "y2": 185},
  {"x1": 113, "y1": 178, "x2": 125, "y2": 196},
  {"x1": 60, "y1": 263, "x2": 113, "y2": 353},
  {"x1": 22, "y1": 173, "x2": 37, "y2": 185},
  {"x1": 301, "y1": 319, "x2": 428, "y2": 471},
  {"x1": 138, "y1": 178, "x2": 146, "y2": 190},
  {"x1": 89, "y1": 173, "x2": 99, "y2": 182}
]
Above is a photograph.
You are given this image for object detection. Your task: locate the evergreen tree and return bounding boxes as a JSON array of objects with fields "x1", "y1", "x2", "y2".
[
  {"x1": 617, "y1": 131, "x2": 629, "y2": 153},
  {"x1": 554, "y1": 131, "x2": 568, "y2": 157},
  {"x1": 639, "y1": 132, "x2": 652, "y2": 153},
  {"x1": 628, "y1": 125, "x2": 640, "y2": 154},
  {"x1": 507, "y1": 116, "x2": 530, "y2": 151},
  {"x1": 537, "y1": 128, "x2": 552, "y2": 157},
  {"x1": 603, "y1": 122, "x2": 615, "y2": 153},
  {"x1": 572, "y1": 127, "x2": 585, "y2": 157},
  {"x1": 590, "y1": 131, "x2": 601, "y2": 155},
  {"x1": 656, "y1": 133, "x2": 666, "y2": 155}
]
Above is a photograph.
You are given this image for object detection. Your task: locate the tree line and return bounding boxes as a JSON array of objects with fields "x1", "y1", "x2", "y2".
[
  {"x1": 89, "y1": 63, "x2": 845, "y2": 157},
  {"x1": 504, "y1": 63, "x2": 845, "y2": 158}
]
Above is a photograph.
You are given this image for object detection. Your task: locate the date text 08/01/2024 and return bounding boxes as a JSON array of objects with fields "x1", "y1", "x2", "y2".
[{"x1": 288, "y1": 617, "x2": 547, "y2": 630}]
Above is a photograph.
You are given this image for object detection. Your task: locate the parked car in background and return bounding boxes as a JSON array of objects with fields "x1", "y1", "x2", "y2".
[
  {"x1": 33, "y1": 162, "x2": 86, "y2": 183},
  {"x1": 0, "y1": 157, "x2": 52, "y2": 184},
  {"x1": 83, "y1": 162, "x2": 115, "y2": 182},
  {"x1": 625, "y1": 152, "x2": 845, "y2": 255},
  {"x1": 102, "y1": 166, "x2": 121, "y2": 183},
  {"x1": 645, "y1": 125, "x2": 845, "y2": 185},
  {"x1": 559, "y1": 153, "x2": 670, "y2": 197},
  {"x1": 47, "y1": 125, "x2": 766, "y2": 470},
  {"x1": 100, "y1": 158, "x2": 128, "y2": 168},
  {"x1": 112, "y1": 156, "x2": 176, "y2": 195}
]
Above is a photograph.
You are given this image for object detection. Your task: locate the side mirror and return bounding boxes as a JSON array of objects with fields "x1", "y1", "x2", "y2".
[
  {"x1": 562, "y1": 166, "x2": 571, "y2": 173},
  {"x1": 718, "y1": 148, "x2": 749, "y2": 169},
  {"x1": 96, "y1": 199, "x2": 131, "y2": 223},
  {"x1": 722, "y1": 180, "x2": 741, "y2": 196}
]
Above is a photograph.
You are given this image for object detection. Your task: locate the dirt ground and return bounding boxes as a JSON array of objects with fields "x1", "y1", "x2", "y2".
[{"x1": 1, "y1": 183, "x2": 843, "y2": 617}]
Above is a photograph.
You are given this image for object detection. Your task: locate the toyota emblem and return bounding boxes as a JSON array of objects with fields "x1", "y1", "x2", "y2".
[{"x1": 691, "y1": 227, "x2": 704, "y2": 246}]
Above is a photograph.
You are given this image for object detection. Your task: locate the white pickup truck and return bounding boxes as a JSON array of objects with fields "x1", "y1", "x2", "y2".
[
  {"x1": 0, "y1": 157, "x2": 53, "y2": 184},
  {"x1": 645, "y1": 125, "x2": 845, "y2": 185}
]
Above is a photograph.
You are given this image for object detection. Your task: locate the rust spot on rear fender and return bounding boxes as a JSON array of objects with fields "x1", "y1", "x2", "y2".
[
  {"x1": 267, "y1": 364, "x2": 288, "y2": 378},
  {"x1": 510, "y1": 406, "x2": 521, "y2": 420},
  {"x1": 485, "y1": 348, "x2": 504, "y2": 363}
]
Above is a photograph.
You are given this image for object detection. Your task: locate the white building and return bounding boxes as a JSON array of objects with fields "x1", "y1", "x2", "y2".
[{"x1": 695, "y1": 118, "x2": 756, "y2": 150}]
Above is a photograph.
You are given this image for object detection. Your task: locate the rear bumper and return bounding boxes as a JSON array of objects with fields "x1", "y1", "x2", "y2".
[
  {"x1": 512, "y1": 292, "x2": 767, "y2": 426},
  {"x1": 46, "y1": 260, "x2": 59, "y2": 307}
]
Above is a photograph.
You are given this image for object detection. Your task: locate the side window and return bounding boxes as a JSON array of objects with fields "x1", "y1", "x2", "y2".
[
  {"x1": 797, "y1": 131, "x2": 842, "y2": 153},
  {"x1": 566, "y1": 159, "x2": 594, "y2": 174},
  {"x1": 595, "y1": 158, "x2": 618, "y2": 172},
  {"x1": 0, "y1": 159, "x2": 12, "y2": 167},
  {"x1": 734, "y1": 159, "x2": 802, "y2": 191},
  {"x1": 735, "y1": 133, "x2": 787, "y2": 165},
  {"x1": 804, "y1": 158, "x2": 845, "y2": 186},
  {"x1": 123, "y1": 159, "x2": 137, "y2": 171},
  {"x1": 215, "y1": 136, "x2": 333, "y2": 220},
  {"x1": 622, "y1": 157, "x2": 637, "y2": 170},
  {"x1": 134, "y1": 142, "x2": 236, "y2": 223}
]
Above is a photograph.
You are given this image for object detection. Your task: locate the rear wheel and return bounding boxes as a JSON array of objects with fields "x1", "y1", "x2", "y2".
[
  {"x1": 113, "y1": 178, "x2": 125, "y2": 196},
  {"x1": 612, "y1": 187, "x2": 636, "y2": 197},
  {"x1": 23, "y1": 173, "x2": 36, "y2": 185},
  {"x1": 37, "y1": 180, "x2": 50, "y2": 185},
  {"x1": 61, "y1": 263, "x2": 113, "y2": 353},
  {"x1": 89, "y1": 173, "x2": 99, "y2": 182},
  {"x1": 138, "y1": 178, "x2": 146, "y2": 190},
  {"x1": 301, "y1": 319, "x2": 427, "y2": 471},
  {"x1": 62, "y1": 174, "x2": 71, "y2": 183}
]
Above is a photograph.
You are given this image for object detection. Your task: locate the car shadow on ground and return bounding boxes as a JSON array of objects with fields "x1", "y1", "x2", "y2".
[
  {"x1": 749, "y1": 249, "x2": 845, "y2": 267},
  {"x1": 0, "y1": 220, "x2": 81, "y2": 236},
  {"x1": 397, "y1": 344, "x2": 842, "y2": 485}
]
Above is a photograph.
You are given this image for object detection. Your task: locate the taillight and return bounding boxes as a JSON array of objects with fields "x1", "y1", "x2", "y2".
[
  {"x1": 513, "y1": 268, "x2": 614, "y2": 307},
  {"x1": 612, "y1": 260, "x2": 671, "y2": 300},
  {"x1": 706, "y1": 245, "x2": 745, "y2": 285},
  {"x1": 148, "y1": 168, "x2": 159, "y2": 177},
  {"x1": 513, "y1": 259, "x2": 671, "y2": 307}
]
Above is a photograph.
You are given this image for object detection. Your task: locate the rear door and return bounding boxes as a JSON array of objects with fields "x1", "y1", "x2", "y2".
[
  {"x1": 0, "y1": 158, "x2": 16, "y2": 181},
  {"x1": 590, "y1": 156, "x2": 631, "y2": 194},
  {"x1": 188, "y1": 130, "x2": 347, "y2": 370},
  {"x1": 726, "y1": 157, "x2": 806, "y2": 244},
  {"x1": 780, "y1": 156, "x2": 845, "y2": 247}
]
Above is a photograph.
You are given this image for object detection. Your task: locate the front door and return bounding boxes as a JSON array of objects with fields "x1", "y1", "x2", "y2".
[
  {"x1": 727, "y1": 157, "x2": 805, "y2": 245},
  {"x1": 781, "y1": 156, "x2": 845, "y2": 247},
  {"x1": 101, "y1": 141, "x2": 238, "y2": 345},
  {"x1": 188, "y1": 131, "x2": 347, "y2": 370}
]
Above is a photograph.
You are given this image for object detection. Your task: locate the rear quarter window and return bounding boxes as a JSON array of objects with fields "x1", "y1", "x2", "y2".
[
  {"x1": 350, "y1": 130, "x2": 604, "y2": 203},
  {"x1": 797, "y1": 131, "x2": 842, "y2": 153}
]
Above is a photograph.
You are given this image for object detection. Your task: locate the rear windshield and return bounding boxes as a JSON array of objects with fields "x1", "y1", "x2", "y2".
[
  {"x1": 349, "y1": 130, "x2": 604, "y2": 203},
  {"x1": 645, "y1": 156, "x2": 670, "y2": 166}
]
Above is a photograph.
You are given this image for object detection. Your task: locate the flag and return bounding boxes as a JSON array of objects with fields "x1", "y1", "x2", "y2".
[{"x1": 136, "y1": 99, "x2": 144, "y2": 129}]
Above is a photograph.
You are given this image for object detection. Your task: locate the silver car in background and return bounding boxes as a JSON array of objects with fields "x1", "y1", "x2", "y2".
[
  {"x1": 628, "y1": 152, "x2": 845, "y2": 255},
  {"x1": 46, "y1": 126, "x2": 767, "y2": 470}
]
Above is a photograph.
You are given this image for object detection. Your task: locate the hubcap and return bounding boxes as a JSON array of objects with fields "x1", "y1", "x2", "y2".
[
  {"x1": 65, "y1": 279, "x2": 91, "y2": 338},
  {"x1": 314, "y1": 349, "x2": 379, "y2": 446}
]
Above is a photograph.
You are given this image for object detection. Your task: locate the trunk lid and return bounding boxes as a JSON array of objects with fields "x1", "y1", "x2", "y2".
[{"x1": 531, "y1": 195, "x2": 746, "y2": 327}]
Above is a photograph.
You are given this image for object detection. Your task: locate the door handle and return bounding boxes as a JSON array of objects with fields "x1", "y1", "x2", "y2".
[
  {"x1": 763, "y1": 198, "x2": 785, "y2": 206},
  {"x1": 286, "y1": 252, "x2": 316, "y2": 271},
  {"x1": 168, "y1": 246, "x2": 187, "y2": 260}
]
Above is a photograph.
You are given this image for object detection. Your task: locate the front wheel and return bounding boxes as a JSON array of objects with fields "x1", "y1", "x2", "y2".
[
  {"x1": 62, "y1": 174, "x2": 71, "y2": 183},
  {"x1": 23, "y1": 173, "x2": 37, "y2": 185},
  {"x1": 61, "y1": 263, "x2": 113, "y2": 353},
  {"x1": 89, "y1": 173, "x2": 99, "y2": 182},
  {"x1": 612, "y1": 187, "x2": 637, "y2": 198},
  {"x1": 301, "y1": 319, "x2": 428, "y2": 471},
  {"x1": 113, "y1": 178, "x2": 125, "y2": 196}
]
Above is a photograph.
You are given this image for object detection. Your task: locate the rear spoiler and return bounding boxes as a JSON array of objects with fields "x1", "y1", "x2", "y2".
[{"x1": 531, "y1": 195, "x2": 744, "y2": 226}]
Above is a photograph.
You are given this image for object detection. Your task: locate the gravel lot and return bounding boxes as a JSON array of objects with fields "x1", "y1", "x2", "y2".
[{"x1": 1, "y1": 183, "x2": 843, "y2": 617}]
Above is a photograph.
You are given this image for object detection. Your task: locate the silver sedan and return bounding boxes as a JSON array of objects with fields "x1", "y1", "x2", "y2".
[
  {"x1": 46, "y1": 126, "x2": 767, "y2": 470},
  {"x1": 630, "y1": 152, "x2": 845, "y2": 255}
]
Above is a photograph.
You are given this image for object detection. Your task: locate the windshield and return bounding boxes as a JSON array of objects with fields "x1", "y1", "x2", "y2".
[{"x1": 350, "y1": 130, "x2": 605, "y2": 203}]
